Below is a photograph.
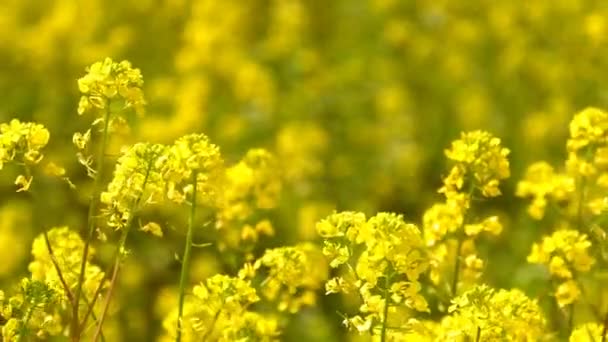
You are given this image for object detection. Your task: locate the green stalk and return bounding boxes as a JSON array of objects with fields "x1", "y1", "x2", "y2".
[
  {"x1": 601, "y1": 310, "x2": 608, "y2": 342},
  {"x1": 92, "y1": 163, "x2": 152, "y2": 342},
  {"x1": 380, "y1": 273, "x2": 391, "y2": 342},
  {"x1": 451, "y1": 235, "x2": 464, "y2": 297},
  {"x1": 176, "y1": 171, "x2": 198, "y2": 342},
  {"x1": 73, "y1": 102, "x2": 112, "y2": 341},
  {"x1": 16, "y1": 303, "x2": 36, "y2": 342},
  {"x1": 450, "y1": 182, "x2": 476, "y2": 297},
  {"x1": 91, "y1": 225, "x2": 131, "y2": 342}
]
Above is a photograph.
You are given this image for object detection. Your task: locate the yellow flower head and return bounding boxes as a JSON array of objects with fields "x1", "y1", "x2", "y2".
[
  {"x1": 570, "y1": 323, "x2": 603, "y2": 342},
  {"x1": 0, "y1": 119, "x2": 50, "y2": 191},
  {"x1": 516, "y1": 161, "x2": 575, "y2": 219},
  {"x1": 527, "y1": 229, "x2": 595, "y2": 277},
  {"x1": 0, "y1": 278, "x2": 61, "y2": 341},
  {"x1": 442, "y1": 130, "x2": 510, "y2": 198},
  {"x1": 528, "y1": 229, "x2": 594, "y2": 307},
  {"x1": 28, "y1": 227, "x2": 105, "y2": 308},
  {"x1": 422, "y1": 203, "x2": 463, "y2": 246},
  {"x1": 101, "y1": 142, "x2": 169, "y2": 230},
  {"x1": 77, "y1": 57, "x2": 145, "y2": 117},
  {"x1": 443, "y1": 284, "x2": 546, "y2": 340},
  {"x1": 162, "y1": 274, "x2": 270, "y2": 341},
  {"x1": 567, "y1": 107, "x2": 608, "y2": 153},
  {"x1": 217, "y1": 148, "x2": 281, "y2": 223},
  {"x1": 166, "y1": 133, "x2": 224, "y2": 206},
  {"x1": 253, "y1": 243, "x2": 327, "y2": 313}
]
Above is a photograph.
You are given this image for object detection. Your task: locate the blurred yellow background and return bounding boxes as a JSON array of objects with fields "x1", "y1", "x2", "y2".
[{"x1": 2, "y1": 0, "x2": 608, "y2": 340}]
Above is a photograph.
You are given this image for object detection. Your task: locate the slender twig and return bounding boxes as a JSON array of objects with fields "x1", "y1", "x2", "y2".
[
  {"x1": 601, "y1": 310, "x2": 608, "y2": 342},
  {"x1": 201, "y1": 307, "x2": 222, "y2": 342},
  {"x1": 91, "y1": 251, "x2": 121, "y2": 342},
  {"x1": 73, "y1": 103, "x2": 112, "y2": 341},
  {"x1": 380, "y1": 273, "x2": 391, "y2": 342},
  {"x1": 43, "y1": 231, "x2": 76, "y2": 308},
  {"x1": 176, "y1": 171, "x2": 198, "y2": 342},
  {"x1": 92, "y1": 163, "x2": 152, "y2": 341},
  {"x1": 450, "y1": 183, "x2": 475, "y2": 297},
  {"x1": 80, "y1": 294, "x2": 106, "y2": 342},
  {"x1": 16, "y1": 302, "x2": 36, "y2": 342},
  {"x1": 568, "y1": 304, "x2": 574, "y2": 335},
  {"x1": 451, "y1": 236, "x2": 464, "y2": 296}
]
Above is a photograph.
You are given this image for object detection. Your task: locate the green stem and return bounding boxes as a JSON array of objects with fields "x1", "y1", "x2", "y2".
[
  {"x1": 91, "y1": 225, "x2": 132, "y2": 342},
  {"x1": 91, "y1": 163, "x2": 152, "y2": 342},
  {"x1": 450, "y1": 182, "x2": 475, "y2": 297},
  {"x1": 73, "y1": 102, "x2": 112, "y2": 341},
  {"x1": 602, "y1": 310, "x2": 608, "y2": 342},
  {"x1": 568, "y1": 304, "x2": 574, "y2": 335},
  {"x1": 201, "y1": 307, "x2": 222, "y2": 342},
  {"x1": 176, "y1": 172, "x2": 198, "y2": 342},
  {"x1": 451, "y1": 235, "x2": 464, "y2": 297},
  {"x1": 17, "y1": 301, "x2": 37, "y2": 342},
  {"x1": 380, "y1": 273, "x2": 391, "y2": 342},
  {"x1": 475, "y1": 326, "x2": 481, "y2": 342}
]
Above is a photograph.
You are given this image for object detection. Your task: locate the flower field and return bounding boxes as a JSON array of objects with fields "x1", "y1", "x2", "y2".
[{"x1": 2, "y1": 0, "x2": 608, "y2": 341}]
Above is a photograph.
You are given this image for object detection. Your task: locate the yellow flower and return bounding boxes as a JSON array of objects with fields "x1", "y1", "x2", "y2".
[
  {"x1": 28, "y1": 227, "x2": 105, "y2": 314},
  {"x1": 166, "y1": 133, "x2": 224, "y2": 207},
  {"x1": 162, "y1": 274, "x2": 278, "y2": 341},
  {"x1": 77, "y1": 57, "x2": 145, "y2": 117},
  {"x1": 516, "y1": 161, "x2": 575, "y2": 219},
  {"x1": 443, "y1": 285, "x2": 546, "y2": 340},
  {"x1": 442, "y1": 130, "x2": 510, "y2": 198},
  {"x1": 101, "y1": 143, "x2": 169, "y2": 230},
  {"x1": 316, "y1": 211, "x2": 367, "y2": 241},
  {"x1": 254, "y1": 243, "x2": 327, "y2": 313},
  {"x1": 0, "y1": 119, "x2": 50, "y2": 191},
  {"x1": 555, "y1": 280, "x2": 581, "y2": 307},
  {"x1": 567, "y1": 107, "x2": 608, "y2": 153},
  {"x1": 570, "y1": 323, "x2": 603, "y2": 342}
]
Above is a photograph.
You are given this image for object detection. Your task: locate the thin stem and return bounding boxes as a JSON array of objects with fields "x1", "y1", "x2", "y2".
[
  {"x1": 201, "y1": 307, "x2": 222, "y2": 342},
  {"x1": 451, "y1": 236, "x2": 464, "y2": 297},
  {"x1": 380, "y1": 273, "x2": 391, "y2": 342},
  {"x1": 92, "y1": 163, "x2": 152, "y2": 341},
  {"x1": 43, "y1": 231, "x2": 76, "y2": 308},
  {"x1": 91, "y1": 227, "x2": 130, "y2": 342},
  {"x1": 81, "y1": 294, "x2": 106, "y2": 342},
  {"x1": 602, "y1": 310, "x2": 608, "y2": 342},
  {"x1": 73, "y1": 102, "x2": 112, "y2": 341},
  {"x1": 17, "y1": 303, "x2": 36, "y2": 342},
  {"x1": 450, "y1": 183, "x2": 475, "y2": 297},
  {"x1": 176, "y1": 171, "x2": 198, "y2": 342},
  {"x1": 475, "y1": 326, "x2": 481, "y2": 342},
  {"x1": 568, "y1": 304, "x2": 574, "y2": 335}
]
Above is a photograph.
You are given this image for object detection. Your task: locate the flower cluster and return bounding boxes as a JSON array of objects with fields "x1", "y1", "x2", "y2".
[
  {"x1": 569, "y1": 323, "x2": 604, "y2": 341},
  {"x1": 516, "y1": 162, "x2": 575, "y2": 219},
  {"x1": 165, "y1": 133, "x2": 224, "y2": 206},
  {"x1": 442, "y1": 130, "x2": 510, "y2": 200},
  {"x1": 1, "y1": 278, "x2": 61, "y2": 341},
  {"x1": 216, "y1": 148, "x2": 281, "y2": 251},
  {"x1": 252, "y1": 243, "x2": 326, "y2": 313},
  {"x1": 77, "y1": 57, "x2": 145, "y2": 118},
  {"x1": 101, "y1": 143, "x2": 169, "y2": 231},
  {"x1": 28, "y1": 227, "x2": 105, "y2": 310},
  {"x1": 436, "y1": 285, "x2": 546, "y2": 341},
  {"x1": 0, "y1": 119, "x2": 50, "y2": 191},
  {"x1": 423, "y1": 131, "x2": 508, "y2": 295},
  {"x1": 317, "y1": 211, "x2": 429, "y2": 336},
  {"x1": 163, "y1": 274, "x2": 278, "y2": 341},
  {"x1": 527, "y1": 229, "x2": 595, "y2": 307}
]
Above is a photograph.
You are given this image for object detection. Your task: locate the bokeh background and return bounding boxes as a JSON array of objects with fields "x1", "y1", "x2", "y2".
[{"x1": 1, "y1": 0, "x2": 608, "y2": 340}]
